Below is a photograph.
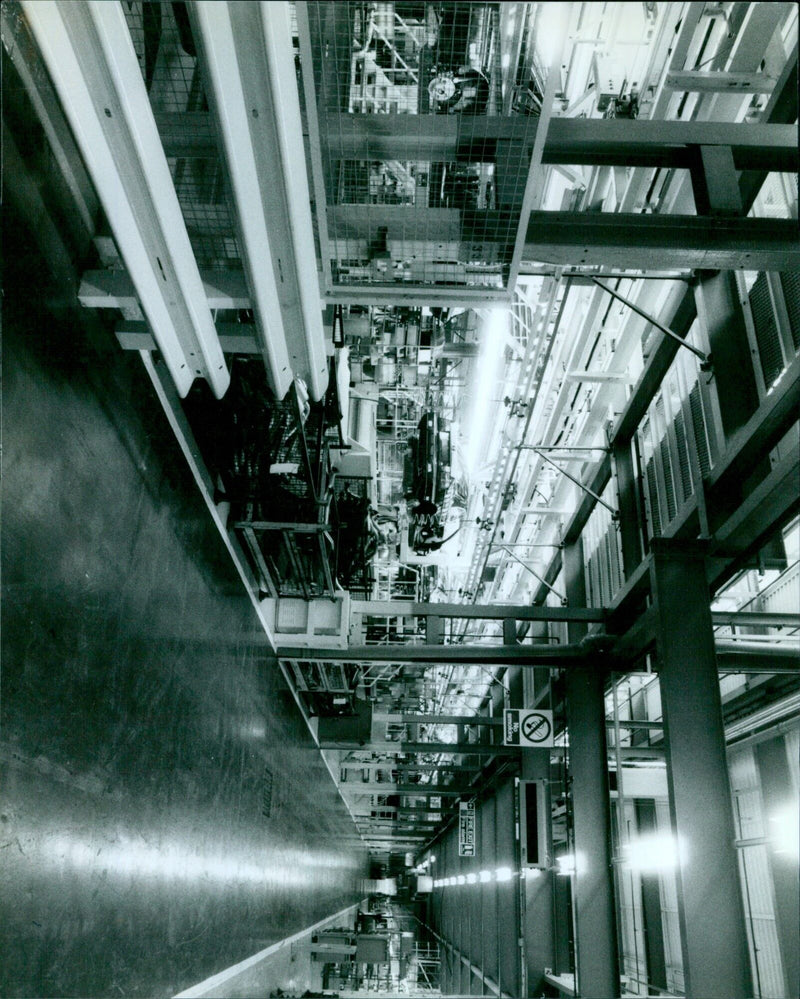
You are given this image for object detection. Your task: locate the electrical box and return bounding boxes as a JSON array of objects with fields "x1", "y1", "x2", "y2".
[
  {"x1": 519, "y1": 779, "x2": 550, "y2": 868},
  {"x1": 356, "y1": 935, "x2": 390, "y2": 964}
]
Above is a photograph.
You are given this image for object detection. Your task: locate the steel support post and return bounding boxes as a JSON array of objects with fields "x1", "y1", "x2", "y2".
[
  {"x1": 649, "y1": 541, "x2": 751, "y2": 999},
  {"x1": 552, "y1": 870, "x2": 572, "y2": 978},
  {"x1": 521, "y1": 749, "x2": 555, "y2": 993},
  {"x1": 755, "y1": 737, "x2": 800, "y2": 999},
  {"x1": 691, "y1": 144, "x2": 744, "y2": 216},
  {"x1": 563, "y1": 540, "x2": 620, "y2": 998},
  {"x1": 694, "y1": 271, "x2": 761, "y2": 439}
]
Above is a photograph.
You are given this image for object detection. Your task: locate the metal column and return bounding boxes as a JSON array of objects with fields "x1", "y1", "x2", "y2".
[
  {"x1": 694, "y1": 270, "x2": 761, "y2": 439},
  {"x1": 755, "y1": 737, "x2": 800, "y2": 999},
  {"x1": 649, "y1": 540, "x2": 751, "y2": 999},
  {"x1": 521, "y1": 748, "x2": 555, "y2": 993},
  {"x1": 564, "y1": 540, "x2": 620, "y2": 998}
]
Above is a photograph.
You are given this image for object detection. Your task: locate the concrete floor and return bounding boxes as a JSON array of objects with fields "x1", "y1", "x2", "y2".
[{"x1": 0, "y1": 222, "x2": 367, "y2": 998}]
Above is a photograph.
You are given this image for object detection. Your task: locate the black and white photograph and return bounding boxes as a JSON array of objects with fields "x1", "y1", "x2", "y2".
[{"x1": 1, "y1": 3, "x2": 798, "y2": 997}]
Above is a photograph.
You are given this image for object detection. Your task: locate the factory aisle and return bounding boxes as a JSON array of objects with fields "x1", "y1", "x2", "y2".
[{"x1": 0, "y1": 222, "x2": 367, "y2": 998}]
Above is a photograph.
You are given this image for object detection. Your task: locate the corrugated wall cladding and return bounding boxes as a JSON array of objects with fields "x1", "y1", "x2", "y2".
[{"x1": 729, "y1": 743, "x2": 787, "y2": 999}]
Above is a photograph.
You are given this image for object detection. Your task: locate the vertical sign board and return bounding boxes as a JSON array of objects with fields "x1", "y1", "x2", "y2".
[
  {"x1": 504, "y1": 708, "x2": 555, "y2": 747},
  {"x1": 458, "y1": 800, "x2": 476, "y2": 857}
]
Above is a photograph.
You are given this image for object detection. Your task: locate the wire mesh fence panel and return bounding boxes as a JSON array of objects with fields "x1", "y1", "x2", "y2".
[
  {"x1": 779, "y1": 271, "x2": 800, "y2": 352},
  {"x1": 299, "y1": 1, "x2": 541, "y2": 293},
  {"x1": 123, "y1": 1, "x2": 243, "y2": 271}
]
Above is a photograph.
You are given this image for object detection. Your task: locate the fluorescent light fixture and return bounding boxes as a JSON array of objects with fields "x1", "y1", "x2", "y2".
[
  {"x1": 495, "y1": 866, "x2": 513, "y2": 882},
  {"x1": 430, "y1": 855, "x2": 437, "y2": 863},
  {"x1": 770, "y1": 806, "x2": 800, "y2": 858},
  {"x1": 556, "y1": 853, "x2": 582, "y2": 876},
  {"x1": 479, "y1": 870, "x2": 492, "y2": 883},
  {"x1": 457, "y1": 874, "x2": 466, "y2": 885},
  {"x1": 466, "y1": 872, "x2": 478, "y2": 884},
  {"x1": 536, "y1": 4, "x2": 572, "y2": 70},
  {"x1": 621, "y1": 835, "x2": 684, "y2": 873},
  {"x1": 465, "y1": 308, "x2": 508, "y2": 478}
]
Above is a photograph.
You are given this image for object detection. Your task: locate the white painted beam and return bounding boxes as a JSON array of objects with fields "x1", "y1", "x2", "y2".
[
  {"x1": 23, "y1": 0, "x2": 229, "y2": 399},
  {"x1": 190, "y1": 0, "x2": 328, "y2": 400}
]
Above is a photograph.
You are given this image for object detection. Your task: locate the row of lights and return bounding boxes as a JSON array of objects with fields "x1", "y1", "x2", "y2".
[
  {"x1": 424, "y1": 836, "x2": 691, "y2": 887},
  {"x1": 433, "y1": 866, "x2": 523, "y2": 887},
  {"x1": 413, "y1": 855, "x2": 436, "y2": 875}
]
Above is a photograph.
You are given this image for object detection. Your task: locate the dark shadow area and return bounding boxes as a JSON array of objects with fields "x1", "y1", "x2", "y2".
[{"x1": 0, "y1": 205, "x2": 367, "y2": 998}]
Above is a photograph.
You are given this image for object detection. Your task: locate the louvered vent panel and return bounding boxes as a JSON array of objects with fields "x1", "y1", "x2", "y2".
[
  {"x1": 750, "y1": 274, "x2": 783, "y2": 390},
  {"x1": 689, "y1": 385, "x2": 711, "y2": 477},
  {"x1": 659, "y1": 437, "x2": 677, "y2": 522},
  {"x1": 645, "y1": 459, "x2": 662, "y2": 537},
  {"x1": 673, "y1": 411, "x2": 693, "y2": 503},
  {"x1": 779, "y1": 271, "x2": 800, "y2": 352}
]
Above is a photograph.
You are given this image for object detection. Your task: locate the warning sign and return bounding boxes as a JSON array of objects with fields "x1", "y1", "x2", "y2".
[
  {"x1": 458, "y1": 800, "x2": 476, "y2": 857},
  {"x1": 504, "y1": 708, "x2": 554, "y2": 747}
]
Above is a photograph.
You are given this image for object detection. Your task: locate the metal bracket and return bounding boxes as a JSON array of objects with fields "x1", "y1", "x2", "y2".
[
  {"x1": 593, "y1": 278, "x2": 713, "y2": 372},
  {"x1": 532, "y1": 448, "x2": 618, "y2": 518},
  {"x1": 499, "y1": 545, "x2": 567, "y2": 604}
]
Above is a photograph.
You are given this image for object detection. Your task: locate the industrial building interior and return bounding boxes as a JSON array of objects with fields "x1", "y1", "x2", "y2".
[{"x1": 1, "y1": 1, "x2": 798, "y2": 997}]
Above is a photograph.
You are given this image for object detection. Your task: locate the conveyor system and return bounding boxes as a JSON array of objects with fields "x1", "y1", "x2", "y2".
[
  {"x1": 190, "y1": 0, "x2": 329, "y2": 400},
  {"x1": 22, "y1": 0, "x2": 229, "y2": 399}
]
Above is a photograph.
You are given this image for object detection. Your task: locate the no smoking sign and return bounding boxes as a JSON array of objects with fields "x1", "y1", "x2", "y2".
[{"x1": 504, "y1": 708, "x2": 554, "y2": 747}]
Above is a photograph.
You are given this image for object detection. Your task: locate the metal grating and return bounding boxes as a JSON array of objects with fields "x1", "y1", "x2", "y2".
[
  {"x1": 688, "y1": 383, "x2": 712, "y2": 478},
  {"x1": 673, "y1": 410, "x2": 693, "y2": 504},
  {"x1": 645, "y1": 457, "x2": 662, "y2": 537},
  {"x1": 749, "y1": 273, "x2": 783, "y2": 391},
  {"x1": 779, "y1": 271, "x2": 800, "y2": 352},
  {"x1": 659, "y1": 435, "x2": 677, "y2": 522},
  {"x1": 302, "y1": 0, "x2": 540, "y2": 291},
  {"x1": 262, "y1": 767, "x2": 274, "y2": 818},
  {"x1": 122, "y1": 1, "x2": 243, "y2": 271}
]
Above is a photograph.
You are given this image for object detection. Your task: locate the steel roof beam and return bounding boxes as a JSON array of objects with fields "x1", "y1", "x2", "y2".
[
  {"x1": 350, "y1": 601, "x2": 606, "y2": 622},
  {"x1": 524, "y1": 213, "x2": 800, "y2": 272},
  {"x1": 298, "y1": 114, "x2": 796, "y2": 172}
]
